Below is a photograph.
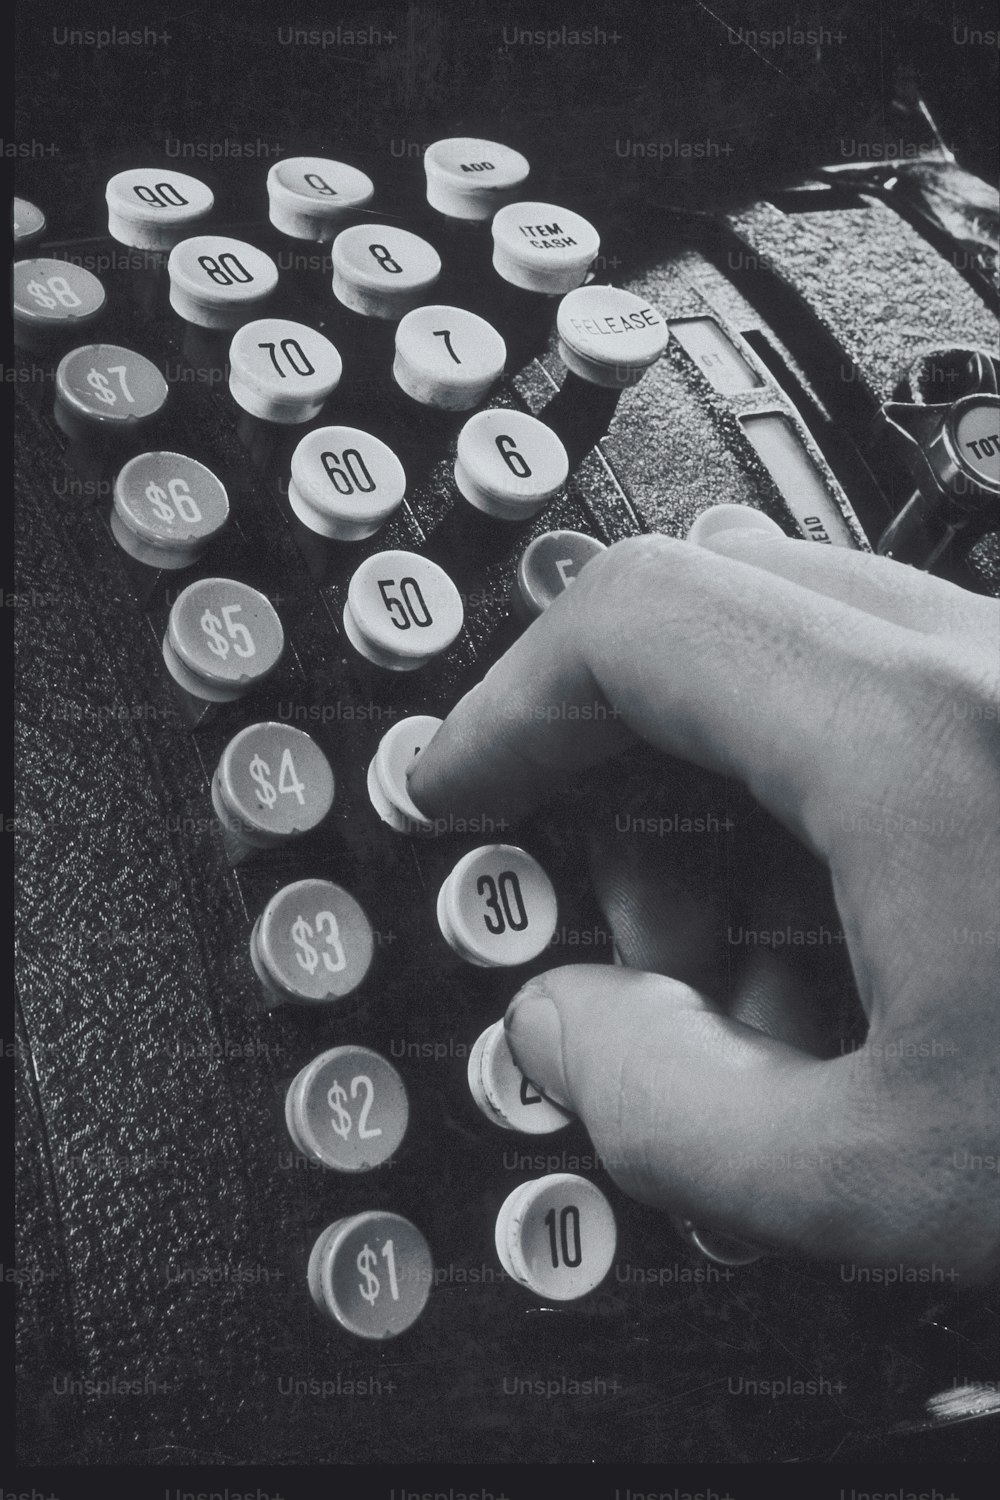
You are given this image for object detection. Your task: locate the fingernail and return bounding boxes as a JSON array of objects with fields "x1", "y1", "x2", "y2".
[{"x1": 504, "y1": 979, "x2": 572, "y2": 1110}]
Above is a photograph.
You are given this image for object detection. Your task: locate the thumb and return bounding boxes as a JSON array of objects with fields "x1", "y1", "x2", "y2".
[{"x1": 504, "y1": 965, "x2": 911, "y2": 1266}]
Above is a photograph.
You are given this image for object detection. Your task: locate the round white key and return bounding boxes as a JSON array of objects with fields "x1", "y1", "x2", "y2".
[
  {"x1": 288, "y1": 426, "x2": 406, "y2": 540},
  {"x1": 436, "y1": 845, "x2": 557, "y2": 967},
  {"x1": 495, "y1": 1175, "x2": 616, "y2": 1299},
  {"x1": 106, "y1": 169, "x2": 214, "y2": 250},
  {"x1": 686, "y1": 504, "x2": 787, "y2": 547},
  {"x1": 286, "y1": 1046, "x2": 409, "y2": 1171},
  {"x1": 556, "y1": 285, "x2": 669, "y2": 388},
  {"x1": 424, "y1": 137, "x2": 530, "y2": 221},
  {"x1": 163, "y1": 577, "x2": 284, "y2": 703},
  {"x1": 228, "y1": 318, "x2": 342, "y2": 423},
  {"x1": 492, "y1": 201, "x2": 600, "y2": 293},
  {"x1": 673, "y1": 1217, "x2": 766, "y2": 1267},
  {"x1": 308, "y1": 1212, "x2": 433, "y2": 1339},
  {"x1": 393, "y1": 305, "x2": 506, "y2": 410},
  {"x1": 267, "y1": 156, "x2": 375, "y2": 240},
  {"x1": 455, "y1": 409, "x2": 568, "y2": 520},
  {"x1": 468, "y1": 1019, "x2": 572, "y2": 1134},
  {"x1": 366, "y1": 714, "x2": 442, "y2": 835},
  {"x1": 13, "y1": 258, "x2": 106, "y2": 344},
  {"x1": 331, "y1": 224, "x2": 441, "y2": 320},
  {"x1": 167, "y1": 236, "x2": 278, "y2": 329},
  {"x1": 111, "y1": 451, "x2": 229, "y2": 569},
  {"x1": 343, "y1": 551, "x2": 463, "y2": 671},
  {"x1": 14, "y1": 197, "x2": 46, "y2": 246},
  {"x1": 952, "y1": 396, "x2": 1000, "y2": 489}
]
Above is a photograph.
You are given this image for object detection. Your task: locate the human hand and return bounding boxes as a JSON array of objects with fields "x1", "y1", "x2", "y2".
[{"x1": 409, "y1": 528, "x2": 1000, "y2": 1277}]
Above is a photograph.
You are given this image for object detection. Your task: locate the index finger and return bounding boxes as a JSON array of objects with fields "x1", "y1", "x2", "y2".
[{"x1": 406, "y1": 534, "x2": 927, "y2": 860}]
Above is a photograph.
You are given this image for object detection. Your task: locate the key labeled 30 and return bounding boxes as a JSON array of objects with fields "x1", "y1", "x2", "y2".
[{"x1": 437, "y1": 845, "x2": 558, "y2": 966}]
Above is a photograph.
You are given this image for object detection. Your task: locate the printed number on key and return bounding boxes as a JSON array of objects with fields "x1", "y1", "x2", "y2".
[
  {"x1": 145, "y1": 477, "x2": 202, "y2": 525},
  {"x1": 87, "y1": 365, "x2": 133, "y2": 405},
  {"x1": 477, "y1": 871, "x2": 528, "y2": 933},
  {"x1": 496, "y1": 434, "x2": 531, "y2": 478},
  {"x1": 293, "y1": 911, "x2": 347, "y2": 974},
  {"x1": 200, "y1": 604, "x2": 255, "y2": 658},
  {"x1": 322, "y1": 447, "x2": 376, "y2": 495},
  {"x1": 258, "y1": 337, "x2": 315, "y2": 378},
  {"x1": 25, "y1": 275, "x2": 83, "y2": 310},
  {"x1": 545, "y1": 1204, "x2": 583, "y2": 1268},
  {"x1": 356, "y1": 1239, "x2": 400, "y2": 1306},
  {"x1": 327, "y1": 1075, "x2": 382, "y2": 1141},
  {"x1": 248, "y1": 748, "x2": 306, "y2": 808}
]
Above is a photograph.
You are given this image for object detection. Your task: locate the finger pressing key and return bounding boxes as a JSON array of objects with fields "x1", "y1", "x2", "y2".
[
  {"x1": 367, "y1": 715, "x2": 441, "y2": 834},
  {"x1": 468, "y1": 1019, "x2": 572, "y2": 1134}
]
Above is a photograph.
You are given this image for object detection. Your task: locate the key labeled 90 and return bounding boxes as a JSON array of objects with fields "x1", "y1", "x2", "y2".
[{"x1": 106, "y1": 168, "x2": 214, "y2": 249}]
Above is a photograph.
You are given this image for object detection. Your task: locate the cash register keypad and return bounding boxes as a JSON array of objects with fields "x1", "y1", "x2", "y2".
[{"x1": 16, "y1": 137, "x2": 760, "y2": 1339}]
